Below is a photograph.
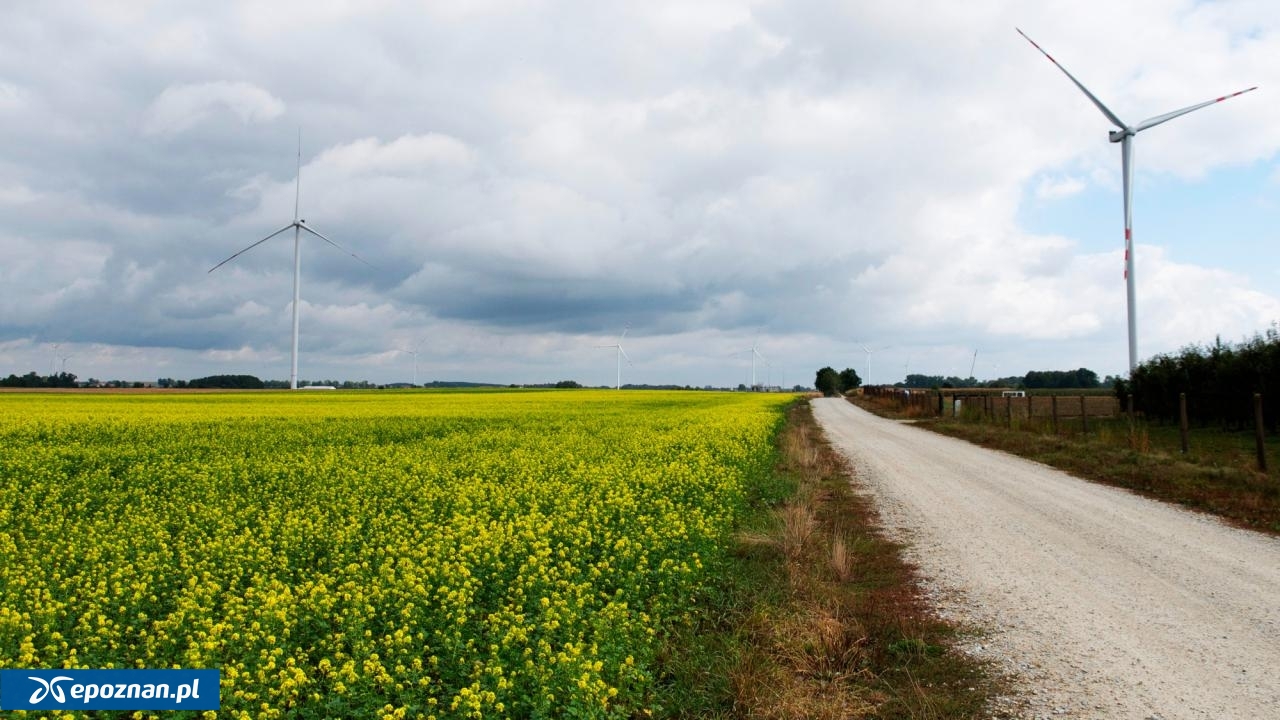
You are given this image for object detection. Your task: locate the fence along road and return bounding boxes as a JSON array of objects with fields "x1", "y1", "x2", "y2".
[{"x1": 812, "y1": 398, "x2": 1280, "y2": 719}]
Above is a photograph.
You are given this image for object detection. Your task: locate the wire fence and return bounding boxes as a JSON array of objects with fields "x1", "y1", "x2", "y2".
[{"x1": 859, "y1": 386, "x2": 1273, "y2": 471}]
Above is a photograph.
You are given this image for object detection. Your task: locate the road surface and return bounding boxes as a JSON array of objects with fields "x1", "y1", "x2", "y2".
[{"x1": 812, "y1": 398, "x2": 1280, "y2": 719}]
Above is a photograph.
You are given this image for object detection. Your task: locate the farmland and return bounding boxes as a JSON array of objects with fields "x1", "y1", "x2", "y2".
[{"x1": 0, "y1": 390, "x2": 793, "y2": 718}]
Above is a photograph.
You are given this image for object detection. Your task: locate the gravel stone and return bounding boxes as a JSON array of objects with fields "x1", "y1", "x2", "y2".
[{"x1": 813, "y1": 399, "x2": 1280, "y2": 719}]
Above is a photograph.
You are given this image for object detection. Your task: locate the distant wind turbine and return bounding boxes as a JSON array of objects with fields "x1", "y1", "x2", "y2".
[
  {"x1": 396, "y1": 344, "x2": 422, "y2": 386},
  {"x1": 1018, "y1": 28, "x2": 1255, "y2": 374},
  {"x1": 859, "y1": 344, "x2": 890, "y2": 386},
  {"x1": 208, "y1": 130, "x2": 371, "y2": 390},
  {"x1": 737, "y1": 338, "x2": 767, "y2": 390},
  {"x1": 595, "y1": 325, "x2": 632, "y2": 390}
]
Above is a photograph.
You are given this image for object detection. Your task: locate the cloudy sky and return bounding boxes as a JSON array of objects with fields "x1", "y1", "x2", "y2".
[{"x1": 2, "y1": 0, "x2": 1280, "y2": 387}]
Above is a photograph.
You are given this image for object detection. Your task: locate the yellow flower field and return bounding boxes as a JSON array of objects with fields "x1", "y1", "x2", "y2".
[{"x1": 0, "y1": 389, "x2": 791, "y2": 718}]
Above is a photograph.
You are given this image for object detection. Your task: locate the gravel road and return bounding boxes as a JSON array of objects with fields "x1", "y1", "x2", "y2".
[{"x1": 811, "y1": 398, "x2": 1280, "y2": 719}]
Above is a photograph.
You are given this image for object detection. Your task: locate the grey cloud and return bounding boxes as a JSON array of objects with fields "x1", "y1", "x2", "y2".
[{"x1": 1, "y1": 1, "x2": 1277, "y2": 385}]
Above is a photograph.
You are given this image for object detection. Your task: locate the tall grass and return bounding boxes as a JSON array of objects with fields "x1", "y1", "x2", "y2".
[{"x1": 657, "y1": 402, "x2": 995, "y2": 718}]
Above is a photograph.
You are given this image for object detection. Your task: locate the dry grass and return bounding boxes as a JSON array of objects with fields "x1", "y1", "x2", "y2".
[
  {"x1": 777, "y1": 503, "x2": 817, "y2": 563},
  {"x1": 662, "y1": 402, "x2": 994, "y2": 719},
  {"x1": 829, "y1": 534, "x2": 853, "y2": 582}
]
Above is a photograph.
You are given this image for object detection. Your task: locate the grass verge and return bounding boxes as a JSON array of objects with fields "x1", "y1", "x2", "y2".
[
  {"x1": 652, "y1": 400, "x2": 994, "y2": 718},
  {"x1": 853, "y1": 394, "x2": 1280, "y2": 535}
]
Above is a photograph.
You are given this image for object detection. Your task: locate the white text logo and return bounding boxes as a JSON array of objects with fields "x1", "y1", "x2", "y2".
[{"x1": 28, "y1": 676, "x2": 72, "y2": 704}]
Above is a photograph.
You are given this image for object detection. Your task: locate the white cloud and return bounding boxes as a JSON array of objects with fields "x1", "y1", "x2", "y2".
[
  {"x1": 1036, "y1": 175, "x2": 1087, "y2": 200},
  {"x1": 0, "y1": 80, "x2": 27, "y2": 112},
  {"x1": 142, "y1": 81, "x2": 285, "y2": 136},
  {"x1": 0, "y1": 183, "x2": 39, "y2": 204}
]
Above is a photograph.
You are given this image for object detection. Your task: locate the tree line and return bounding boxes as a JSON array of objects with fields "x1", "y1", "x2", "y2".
[
  {"x1": 0, "y1": 371, "x2": 79, "y2": 388},
  {"x1": 897, "y1": 369, "x2": 1106, "y2": 390},
  {"x1": 1123, "y1": 328, "x2": 1280, "y2": 430},
  {"x1": 814, "y1": 367, "x2": 861, "y2": 396}
]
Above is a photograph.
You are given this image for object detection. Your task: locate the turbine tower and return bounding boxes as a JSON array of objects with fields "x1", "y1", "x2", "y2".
[
  {"x1": 742, "y1": 338, "x2": 768, "y2": 389},
  {"x1": 860, "y1": 344, "x2": 890, "y2": 386},
  {"x1": 397, "y1": 344, "x2": 421, "y2": 386},
  {"x1": 209, "y1": 130, "x2": 370, "y2": 389},
  {"x1": 595, "y1": 325, "x2": 632, "y2": 390},
  {"x1": 1018, "y1": 29, "x2": 1255, "y2": 373}
]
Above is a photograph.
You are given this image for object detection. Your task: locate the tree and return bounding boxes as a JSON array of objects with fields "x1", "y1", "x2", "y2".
[
  {"x1": 554, "y1": 380, "x2": 582, "y2": 389},
  {"x1": 188, "y1": 374, "x2": 264, "y2": 389},
  {"x1": 815, "y1": 367, "x2": 841, "y2": 397},
  {"x1": 838, "y1": 368, "x2": 861, "y2": 392}
]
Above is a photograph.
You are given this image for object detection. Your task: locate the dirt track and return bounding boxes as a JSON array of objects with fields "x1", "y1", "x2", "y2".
[{"x1": 812, "y1": 398, "x2": 1280, "y2": 719}]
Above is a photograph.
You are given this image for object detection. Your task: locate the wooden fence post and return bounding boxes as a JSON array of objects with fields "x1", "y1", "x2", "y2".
[
  {"x1": 1254, "y1": 393, "x2": 1267, "y2": 472},
  {"x1": 1051, "y1": 395, "x2": 1059, "y2": 435},
  {"x1": 1179, "y1": 392, "x2": 1189, "y2": 454},
  {"x1": 1080, "y1": 395, "x2": 1089, "y2": 434},
  {"x1": 1005, "y1": 395, "x2": 1012, "y2": 428},
  {"x1": 1126, "y1": 393, "x2": 1135, "y2": 445}
]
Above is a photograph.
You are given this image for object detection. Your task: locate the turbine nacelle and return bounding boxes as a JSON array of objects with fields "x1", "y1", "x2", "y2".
[{"x1": 1108, "y1": 128, "x2": 1134, "y2": 143}]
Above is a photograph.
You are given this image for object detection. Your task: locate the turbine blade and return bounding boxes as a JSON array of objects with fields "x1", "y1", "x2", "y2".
[
  {"x1": 619, "y1": 345, "x2": 632, "y2": 365},
  {"x1": 1134, "y1": 87, "x2": 1257, "y2": 133},
  {"x1": 594, "y1": 344, "x2": 617, "y2": 349},
  {"x1": 620, "y1": 325, "x2": 630, "y2": 342},
  {"x1": 298, "y1": 224, "x2": 375, "y2": 268},
  {"x1": 1017, "y1": 28, "x2": 1127, "y2": 130},
  {"x1": 208, "y1": 223, "x2": 295, "y2": 273}
]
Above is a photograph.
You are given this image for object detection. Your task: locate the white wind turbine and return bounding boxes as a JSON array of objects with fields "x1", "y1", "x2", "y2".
[
  {"x1": 737, "y1": 338, "x2": 767, "y2": 390},
  {"x1": 595, "y1": 325, "x2": 632, "y2": 390},
  {"x1": 860, "y1": 344, "x2": 890, "y2": 386},
  {"x1": 209, "y1": 131, "x2": 371, "y2": 390},
  {"x1": 1018, "y1": 29, "x2": 1255, "y2": 374},
  {"x1": 396, "y1": 344, "x2": 422, "y2": 386}
]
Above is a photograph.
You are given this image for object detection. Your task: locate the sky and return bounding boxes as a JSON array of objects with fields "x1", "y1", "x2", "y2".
[{"x1": 2, "y1": 0, "x2": 1280, "y2": 388}]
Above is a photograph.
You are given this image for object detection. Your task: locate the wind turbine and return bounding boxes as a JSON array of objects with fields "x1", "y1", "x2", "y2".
[
  {"x1": 859, "y1": 344, "x2": 890, "y2": 386},
  {"x1": 595, "y1": 325, "x2": 632, "y2": 390},
  {"x1": 396, "y1": 344, "x2": 421, "y2": 386},
  {"x1": 1018, "y1": 29, "x2": 1255, "y2": 374},
  {"x1": 208, "y1": 130, "x2": 371, "y2": 390},
  {"x1": 738, "y1": 338, "x2": 767, "y2": 390}
]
